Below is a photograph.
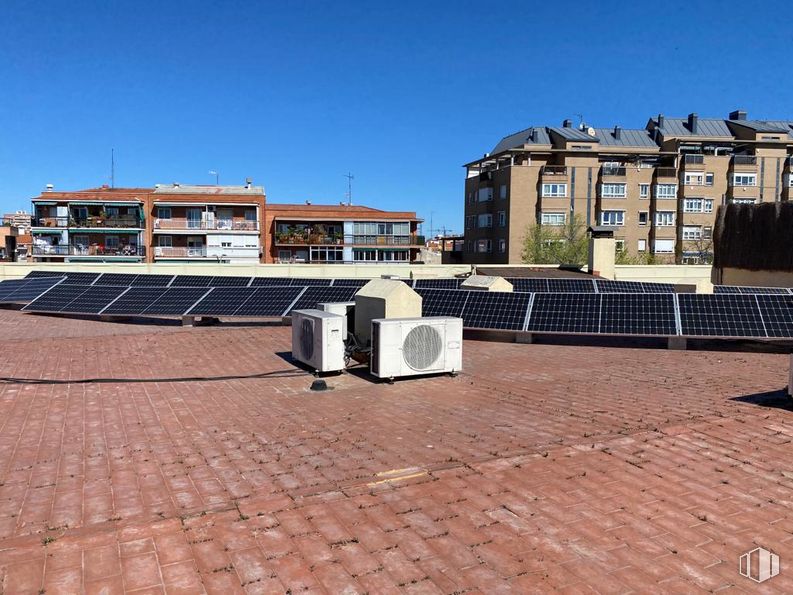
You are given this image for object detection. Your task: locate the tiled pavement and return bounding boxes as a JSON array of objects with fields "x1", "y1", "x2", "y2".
[{"x1": 0, "y1": 309, "x2": 792, "y2": 593}]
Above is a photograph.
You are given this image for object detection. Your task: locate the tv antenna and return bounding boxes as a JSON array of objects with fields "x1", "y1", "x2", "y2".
[{"x1": 344, "y1": 172, "x2": 354, "y2": 205}]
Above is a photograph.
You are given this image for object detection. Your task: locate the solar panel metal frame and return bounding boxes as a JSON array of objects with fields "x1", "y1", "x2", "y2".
[
  {"x1": 714, "y1": 285, "x2": 789, "y2": 295},
  {"x1": 595, "y1": 280, "x2": 675, "y2": 294},
  {"x1": 677, "y1": 294, "x2": 767, "y2": 337}
]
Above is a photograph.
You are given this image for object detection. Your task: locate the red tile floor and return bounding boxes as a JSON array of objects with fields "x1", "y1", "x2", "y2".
[{"x1": 0, "y1": 309, "x2": 791, "y2": 593}]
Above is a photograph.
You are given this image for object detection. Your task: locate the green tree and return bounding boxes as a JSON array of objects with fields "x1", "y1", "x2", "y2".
[{"x1": 522, "y1": 215, "x2": 589, "y2": 265}]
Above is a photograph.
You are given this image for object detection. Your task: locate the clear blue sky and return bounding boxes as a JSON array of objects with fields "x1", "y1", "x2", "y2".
[{"x1": 1, "y1": 0, "x2": 791, "y2": 235}]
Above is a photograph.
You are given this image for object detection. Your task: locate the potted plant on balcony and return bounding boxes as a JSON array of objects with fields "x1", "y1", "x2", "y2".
[{"x1": 333, "y1": 231, "x2": 343, "y2": 244}]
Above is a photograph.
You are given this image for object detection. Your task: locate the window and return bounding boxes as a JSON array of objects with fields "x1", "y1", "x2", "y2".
[
  {"x1": 105, "y1": 236, "x2": 119, "y2": 249},
  {"x1": 221, "y1": 241, "x2": 232, "y2": 248},
  {"x1": 465, "y1": 215, "x2": 474, "y2": 229},
  {"x1": 541, "y1": 183, "x2": 567, "y2": 197},
  {"x1": 638, "y1": 211, "x2": 648, "y2": 226},
  {"x1": 653, "y1": 239, "x2": 675, "y2": 253},
  {"x1": 704, "y1": 199, "x2": 714, "y2": 213},
  {"x1": 478, "y1": 213, "x2": 492, "y2": 228},
  {"x1": 786, "y1": 174, "x2": 793, "y2": 187},
  {"x1": 639, "y1": 184, "x2": 649, "y2": 198},
  {"x1": 600, "y1": 210, "x2": 624, "y2": 226},
  {"x1": 683, "y1": 199, "x2": 703, "y2": 213},
  {"x1": 600, "y1": 183, "x2": 627, "y2": 198},
  {"x1": 467, "y1": 192, "x2": 473, "y2": 204},
  {"x1": 638, "y1": 239, "x2": 647, "y2": 252},
  {"x1": 244, "y1": 209, "x2": 256, "y2": 221},
  {"x1": 498, "y1": 211, "x2": 506, "y2": 227},
  {"x1": 654, "y1": 184, "x2": 678, "y2": 198},
  {"x1": 476, "y1": 239, "x2": 491, "y2": 253},
  {"x1": 498, "y1": 239, "x2": 506, "y2": 253},
  {"x1": 541, "y1": 212, "x2": 565, "y2": 226},
  {"x1": 703, "y1": 226, "x2": 713, "y2": 240},
  {"x1": 731, "y1": 198, "x2": 756, "y2": 204},
  {"x1": 478, "y1": 188, "x2": 493, "y2": 202},
  {"x1": 105, "y1": 207, "x2": 119, "y2": 217},
  {"x1": 705, "y1": 172, "x2": 714, "y2": 186},
  {"x1": 683, "y1": 173, "x2": 704, "y2": 186},
  {"x1": 158, "y1": 235, "x2": 172, "y2": 247},
  {"x1": 655, "y1": 211, "x2": 675, "y2": 226},
  {"x1": 731, "y1": 173, "x2": 756, "y2": 186},
  {"x1": 278, "y1": 250, "x2": 292, "y2": 261},
  {"x1": 157, "y1": 207, "x2": 172, "y2": 219},
  {"x1": 682, "y1": 226, "x2": 702, "y2": 240},
  {"x1": 615, "y1": 240, "x2": 625, "y2": 253},
  {"x1": 499, "y1": 184, "x2": 507, "y2": 199}
]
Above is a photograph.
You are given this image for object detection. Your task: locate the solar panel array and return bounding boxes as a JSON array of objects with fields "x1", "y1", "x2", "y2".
[
  {"x1": 714, "y1": 285, "x2": 792, "y2": 295},
  {"x1": 12, "y1": 271, "x2": 793, "y2": 339}
]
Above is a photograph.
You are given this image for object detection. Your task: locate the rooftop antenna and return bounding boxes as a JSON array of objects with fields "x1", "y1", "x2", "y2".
[
  {"x1": 111, "y1": 148, "x2": 115, "y2": 188},
  {"x1": 209, "y1": 170, "x2": 219, "y2": 185},
  {"x1": 344, "y1": 172, "x2": 354, "y2": 205},
  {"x1": 575, "y1": 114, "x2": 584, "y2": 128}
]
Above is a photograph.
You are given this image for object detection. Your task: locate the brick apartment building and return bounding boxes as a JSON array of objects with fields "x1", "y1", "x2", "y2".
[
  {"x1": 30, "y1": 183, "x2": 423, "y2": 264},
  {"x1": 463, "y1": 110, "x2": 793, "y2": 264}
]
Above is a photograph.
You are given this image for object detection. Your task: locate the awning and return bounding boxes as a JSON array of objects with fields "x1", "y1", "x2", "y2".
[
  {"x1": 153, "y1": 201, "x2": 259, "y2": 207},
  {"x1": 32, "y1": 230, "x2": 64, "y2": 235},
  {"x1": 69, "y1": 201, "x2": 142, "y2": 206},
  {"x1": 32, "y1": 200, "x2": 57, "y2": 205}
]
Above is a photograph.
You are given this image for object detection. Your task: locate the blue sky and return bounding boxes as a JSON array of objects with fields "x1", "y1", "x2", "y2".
[{"x1": 1, "y1": 0, "x2": 791, "y2": 235}]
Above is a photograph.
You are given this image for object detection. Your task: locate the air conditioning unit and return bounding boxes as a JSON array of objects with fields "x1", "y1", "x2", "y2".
[
  {"x1": 291, "y1": 309, "x2": 346, "y2": 373},
  {"x1": 318, "y1": 301, "x2": 355, "y2": 338},
  {"x1": 370, "y1": 317, "x2": 463, "y2": 380}
]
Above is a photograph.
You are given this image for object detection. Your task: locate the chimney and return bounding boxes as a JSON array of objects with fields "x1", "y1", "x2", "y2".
[
  {"x1": 657, "y1": 114, "x2": 664, "y2": 127},
  {"x1": 173, "y1": 182, "x2": 180, "y2": 188},
  {"x1": 729, "y1": 109, "x2": 747, "y2": 121},
  {"x1": 305, "y1": 200, "x2": 311, "y2": 205},
  {"x1": 613, "y1": 126, "x2": 622, "y2": 140},
  {"x1": 245, "y1": 177, "x2": 252, "y2": 189},
  {"x1": 562, "y1": 119, "x2": 572, "y2": 128},
  {"x1": 688, "y1": 113, "x2": 699, "y2": 134},
  {"x1": 530, "y1": 129, "x2": 537, "y2": 142},
  {"x1": 45, "y1": 183, "x2": 54, "y2": 192}
]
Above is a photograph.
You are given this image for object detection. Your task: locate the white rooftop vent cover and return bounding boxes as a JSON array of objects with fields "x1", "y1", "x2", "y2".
[{"x1": 403, "y1": 324, "x2": 444, "y2": 370}]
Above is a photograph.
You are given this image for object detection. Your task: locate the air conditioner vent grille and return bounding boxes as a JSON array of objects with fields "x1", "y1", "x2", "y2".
[
  {"x1": 300, "y1": 318, "x2": 314, "y2": 360},
  {"x1": 402, "y1": 325, "x2": 443, "y2": 370}
]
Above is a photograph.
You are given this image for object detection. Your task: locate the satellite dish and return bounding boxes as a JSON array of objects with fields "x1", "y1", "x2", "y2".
[{"x1": 587, "y1": 127, "x2": 596, "y2": 137}]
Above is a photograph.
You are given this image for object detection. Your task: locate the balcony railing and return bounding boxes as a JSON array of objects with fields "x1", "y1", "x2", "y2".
[
  {"x1": 600, "y1": 166, "x2": 626, "y2": 176},
  {"x1": 153, "y1": 247, "x2": 209, "y2": 258},
  {"x1": 540, "y1": 165, "x2": 568, "y2": 175},
  {"x1": 732, "y1": 155, "x2": 757, "y2": 166},
  {"x1": 154, "y1": 218, "x2": 259, "y2": 231},
  {"x1": 274, "y1": 234, "x2": 424, "y2": 246},
  {"x1": 34, "y1": 217, "x2": 69, "y2": 227},
  {"x1": 655, "y1": 167, "x2": 678, "y2": 178},
  {"x1": 32, "y1": 245, "x2": 146, "y2": 257},
  {"x1": 71, "y1": 216, "x2": 142, "y2": 229},
  {"x1": 683, "y1": 154, "x2": 705, "y2": 165},
  {"x1": 275, "y1": 233, "x2": 341, "y2": 245}
]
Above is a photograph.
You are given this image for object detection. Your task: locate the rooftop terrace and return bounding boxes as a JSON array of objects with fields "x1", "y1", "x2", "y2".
[{"x1": 0, "y1": 309, "x2": 791, "y2": 592}]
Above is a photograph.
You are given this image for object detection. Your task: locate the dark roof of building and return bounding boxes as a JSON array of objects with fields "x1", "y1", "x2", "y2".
[
  {"x1": 491, "y1": 127, "x2": 551, "y2": 154},
  {"x1": 593, "y1": 127, "x2": 658, "y2": 148},
  {"x1": 652, "y1": 117, "x2": 733, "y2": 137},
  {"x1": 727, "y1": 119, "x2": 793, "y2": 138},
  {"x1": 548, "y1": 127, "x2": 599, "y2": 142}
]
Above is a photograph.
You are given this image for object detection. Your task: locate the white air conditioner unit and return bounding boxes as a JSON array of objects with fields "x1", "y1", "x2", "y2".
[
  {"x1": 318, "y1": 301, "x2": 355, "y2": 338},
  {"x1": 370, "y1": 317, "x2": 463, "y2": 380},
  {"x1": 291, "y1": 309, "x2": 346, "y2": 373}
]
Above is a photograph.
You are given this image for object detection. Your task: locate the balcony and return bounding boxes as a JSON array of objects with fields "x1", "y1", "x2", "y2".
[
  {"x1": 654, "y1": 167, "x2": 678, "y2": 179},
  {"x1": 275, "y1": 232, "x2": 341, "y2": 245},
  {"x1": 33, "y1": 216, "x2": 69, "y2": 228},
  {"x1": 732, "y1": 155, "x2": 757, "y2": 166},
  {"x1": 32, "y1": 244, "x2": 146, "y2": 257},
  {"x1": 540, "y1": 165, "x2": 568, "y2": 176},
  {"x1": 154, "y1": 218, "x2": 259, "y2": 231},
  {"x1": 70, "y1": 216, "x2": 143, "y2": 229},
  {"x1": 274, "y1": 232, "x2": 424, "y2": 247},
  {"x1": 154, "y1": 247, "x2": 208, "y2": 258},
  {"x1": 684, "y1": 154, "x2": 705, "y2": 165},
  {"x1": 348, "y1": 235, "x2": 424, "y2": 246},
  {"x1": 600, "y1": 165, "x2": 626, "y2": 177}
]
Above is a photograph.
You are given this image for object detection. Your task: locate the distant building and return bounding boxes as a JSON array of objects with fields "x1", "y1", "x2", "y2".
[
  {"x1": 463, "y1": 110, "x2": 793, "y2": 265},
  {"x1": 2, "y1": 210, "x2": 32, "y2": 232},
  {"x1": 29, "y1": 183, "x2": 421, "y2": 264},
  {"x1": 263, "y1": 203, "x2": 423, "y2": 264}
]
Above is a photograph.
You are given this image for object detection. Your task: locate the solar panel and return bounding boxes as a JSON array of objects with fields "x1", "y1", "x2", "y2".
[
  {"x1": 755, "y1": 295, "x2": 793, "y2": 338},
  {"x1": 59, "y1": 286, "x2": 128, "y2": 314},
  {"x1": 170, "y1": 275, "x2": 213, "y2": 287},
  {"x1": 462, "y1": 292, "x2": 531, "y2": 330},
  {"x1": 25, "y1": 271, "x2": 64, "y2": 278},
  {"x1": 186, "y1": 288, "x2": 257, "y2": 316},
  {"x1": 596, "y1": 280, "x2": 675, "y2": 294},
  {"x1": 141, "y1": 288, "x2": 210, "y2": 315},
  {"x1": 288, "y1": 278, "x2": 333, "y2": 286},
  {"x1": 0, "y1": 277, "x2": 64, "y2": 302},
  {"x1": 527, "y1": 293, "x2": 601, "y2": 334},
  {"x1": 714, "y1": 285, "x2": 789, "y2": 295},
  {"x1": 600, "y1": 294, "x2": 677, "y2": 335},
  {"x1": 100, "y1": 288, "x2": 169, "y2": 315},
  {"x1": 209, "y1": 276, "x2": 252, "y2": 287},
  {"x1": 132, "y1": 274, "x2": 174, "y2": 287},
  {"x1": 60, "y1": 272, "x2": 101, "y2": 285},
  {"x1": 414, "y1": 279, "x2": 461, "y2": 289},
  {"x1": 332, "y1": 279, "x2": 370, "y2": 288},
  {"x1": 94, "y1": 273, "x2": 138, "y2": 286},
  {"x1": 234, "y1": 287, "x2": 304, "y2": 317},
  {"x1": 678, "y1": 294, "x2": 766, "y2": 337},
  {"x1": 547, "y1": 278, "x2": 596, "y2": 293},
  {"x1": 507, "y1": 278, "x2": 549, "y2": 293},
  {"x1": 285, "y1": 286, "x2": 359, "y2": 314},
  {"x1": 415, "y1": 288, "x2": 469, "y2": 318},
  {"x1": 23, "y1": 284, "x2": 91, "y2": 312},
  {"x1": 249, "y1": 277, "x2": 291, "y2": 287}
]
